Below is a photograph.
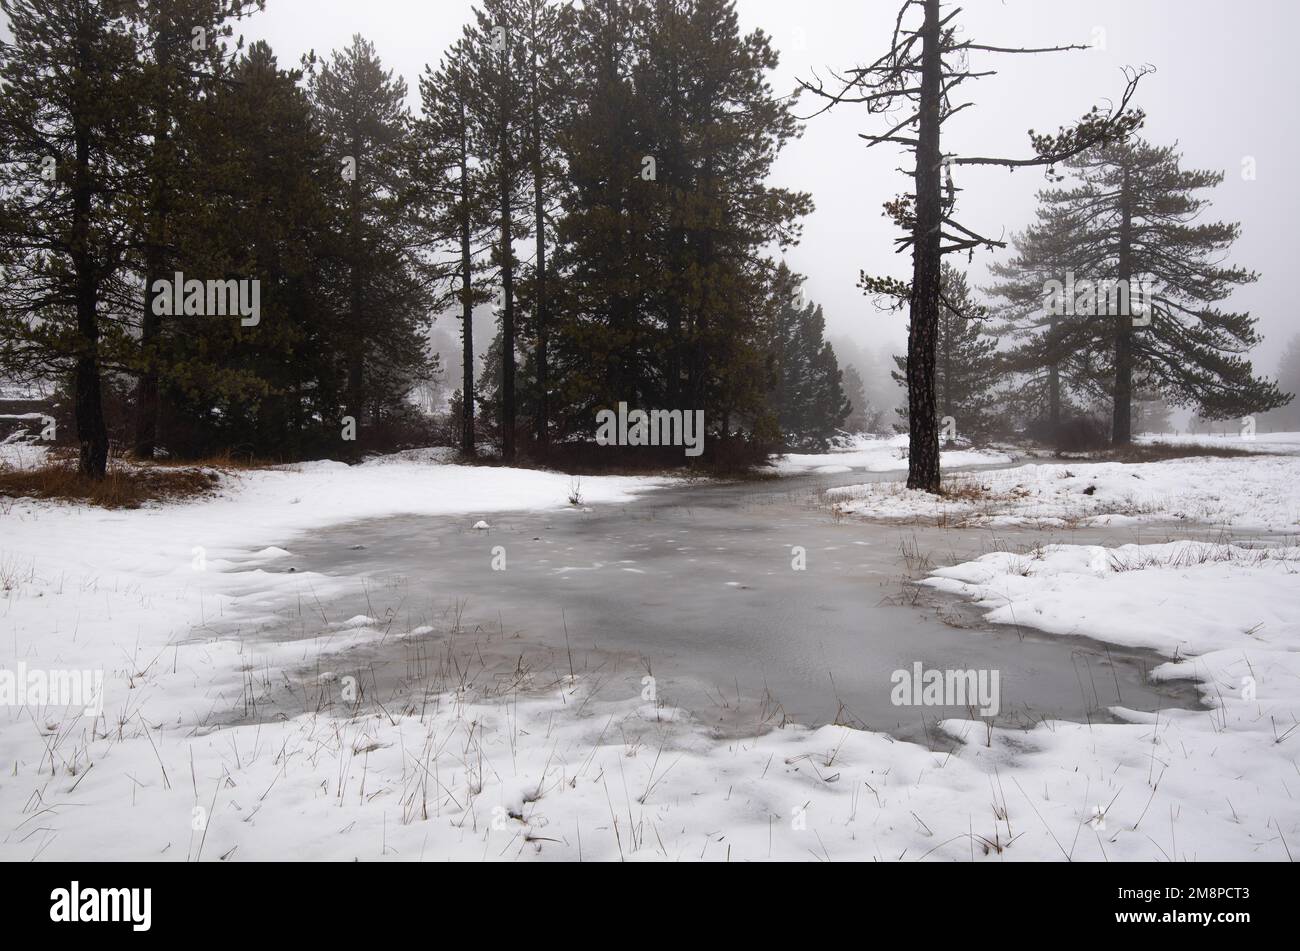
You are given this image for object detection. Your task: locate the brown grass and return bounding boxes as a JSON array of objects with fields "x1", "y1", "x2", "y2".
[
  {"x1": 1086, "y1": 442, "x2": 1262, "y2": 463},
  {"x1": 940, "y1": 478, "x2": 998, "y2": 502},
  {"x1": 0, "y1": 463, "x2": 220, "y2": 508},
  {"x1": 147, "y1": 449, "x2": 269, "y2": 470}
]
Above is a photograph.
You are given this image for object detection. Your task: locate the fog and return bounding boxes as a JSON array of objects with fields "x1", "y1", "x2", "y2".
[{"x1": 241, "y1": 0, "x2": 1298, "y2": 381}]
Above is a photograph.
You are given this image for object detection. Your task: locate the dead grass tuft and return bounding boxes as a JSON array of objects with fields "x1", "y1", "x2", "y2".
[
  {"x1": 0, "y1": 462, "x2": 220, "y2": 508},
  {"x1": 147, "y1": 449, "x2": 269, "y2": 471},
  {"x1": 1107, "y1": 543, "x2": 1300, "y2": 573}
]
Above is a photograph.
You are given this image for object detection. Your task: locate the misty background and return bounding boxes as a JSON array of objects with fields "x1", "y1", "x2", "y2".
[
  {"x1": 238, "y1": 0, "x2": 1299, "y2": 425},
  {"x1": 3, "y1": 1, "x2": 1291, "y2": 425}
]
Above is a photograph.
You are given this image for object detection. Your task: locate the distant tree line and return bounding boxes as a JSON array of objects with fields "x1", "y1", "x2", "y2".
[
  {"x1": 1255, "y1": 335, "x2": 1300, "y2": 431},
  {"x1": 0, "y1": 0, "x2": 855, "y2": 478}
]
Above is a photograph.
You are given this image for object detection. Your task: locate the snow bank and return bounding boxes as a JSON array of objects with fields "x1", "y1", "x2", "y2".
[
  {"x1": 914, "y1": 537, "x2": 1300, "y2": 861},
  {"x1": 830, "y1": 453, "x2": 1300, "y2": 531},
  {"x1": 926, "y1": 540, "x2": 1300, "y2": 656}
]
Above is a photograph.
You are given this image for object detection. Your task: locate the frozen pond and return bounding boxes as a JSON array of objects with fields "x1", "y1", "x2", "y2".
[{"x1": 236, "y1": 465, "x2": 1211, "y2": 745}]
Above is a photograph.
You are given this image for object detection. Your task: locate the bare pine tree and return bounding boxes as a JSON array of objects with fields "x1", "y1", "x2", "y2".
[{"x1": 799, "y1": 0, "x2": 1147, "y2": 491}]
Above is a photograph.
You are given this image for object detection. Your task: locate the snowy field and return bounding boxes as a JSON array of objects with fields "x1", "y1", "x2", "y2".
[
  {"x1": 917, "y1": 539, "x2": 1300, "y2": 861},
  {"x1": 0, "y1": 452, "x2": 673, "y2": 860},
  {"x1": 825, "y1": 437, "x2": 1300, "y2": 862},
  {"x1": 1, "y1": 441, "x2": 1297, "y2": 861},
  {"x1": 1137, "y1": 430, "x2": 1300, "y2": 454},
  {"x1": 829, "y1": 452, "x2": 1300, "y2": 531}
]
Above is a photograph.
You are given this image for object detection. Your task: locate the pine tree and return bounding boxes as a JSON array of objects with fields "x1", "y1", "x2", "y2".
[
  {"x1": 766, "y1": 262, "x2": 802, "y2": 440},
  {"x1": 805, "y1": 337, "x2": 852, "y2": 450},
  {"x1": 518, "y1": 0, "x2": 569, "y2": 450},
  {"x1": 765, "y1": 263, "x2": 850, "y2": 448},
  {"x1": 801, "y1": 0, "x2": 1146, "y2": 490},
  {"x1": 463, "y1": 1, "x2": 532, "y2": 461},
  {"x1": 1259, "y1": 335, "x2": 1300, "y2": 431},
  {"x1": 891, "y1": 265, "x2": 999, "y2": 439},
  {"x1": 552, "y1": 0, "x2": 809, "y2": 447},
  {"x1": 123, "y1": 0, "x2": 263, "y2": 459},
  {"x1": 550, "y1": 0, "x2": 654, "y2": 435},
  {"x1": 841, "y1": 363, "x2": 873, "y2": 433},
  {"x1": 309, "y1": 36, "x2": 432, "y2": 451},
  {"x1": 985, "y1": 205, "x2": 1113, "y2": 437},
  {"x1": 0, "y1": 0, "x2": 146, "y2": 477},
  {"x1": 474, "y1": 319, "x2": 535, "y2": 442},
  {"x1": 988, "y1": 138, "x2": 1287, "y2": 444},
  {"x1": 156, "y1": 41, "x2": 337, "y2": 455},
  {"x1": 638, "y1": 0, "x2": 809, "y2": 422},
  {"x1": 416, "y1": 38, "x2": 493, "y2": 455}
]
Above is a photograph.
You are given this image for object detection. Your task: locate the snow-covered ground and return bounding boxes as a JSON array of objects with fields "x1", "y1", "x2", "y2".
[
  {"x1": 817, "y1": 437, "x2": 1300, "y2": 862},
  {"x1": 773, "y1": 433, "x2": 1012, "y2": 475},
  {"x1": 2, "y1": 442, "x2": 1297, "y2": 861},
  {"x1": 829, "y1": 452, "x2": 1300, "y2": 531},
  {"x1": 0, "y1": 452, "x2": 674, "y2": 860},
  {"x1": 1137, "y1": 430, "x2": 1300, "y2": 454},
  {"x1": 0, "y1": 432, "x2": 49, "y2": 471},
  {"x1": 920, "y1": 539, "x2": 1300, "y2": 862}
]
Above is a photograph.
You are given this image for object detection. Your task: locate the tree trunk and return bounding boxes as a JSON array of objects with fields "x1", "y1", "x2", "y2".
[
  {"x1": 664, "y1": 23, "x2": 684, "y2": 412},
  {"x1": 1047, "y1": 317, "x2": 1061, "y2": 428},
  {"x1": 497, "y1": 40, "x2": 517, "y2": 464},
  {"x1": 459, "y1": 101, "x2": 476, "y2": 455},
  {"x1": 940, "y1": 306, "x2": 952, "y2": 423},
  {"x1": 905, "y1": 0, "x2": 943, "y2": 493},
  {"x1": 347, "y1": 134, "x2": 364, "y2": 449},
  {"x1": 1112, "y1": 165, "x2": 1134, "y2": 445},
  {"x1": 72, "y1": 122, "x2": 108, "y2": 479},
  {"x1": 133, "y1": 24, "x2": 172, "y2": 460},
  {"x1": 134, "y1": 256, "x2": 162, "y2": 457},
  {"x1": 499, "y1": 164, "x2": 516, "y2": 462},
  {"x1": 530, "y1": 7, "x2": 549, "y2": 452}
]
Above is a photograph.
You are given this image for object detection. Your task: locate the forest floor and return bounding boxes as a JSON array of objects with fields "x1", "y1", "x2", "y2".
[{"x1": 0, "y1": 434, "x2": 1296, "y2": 861}]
